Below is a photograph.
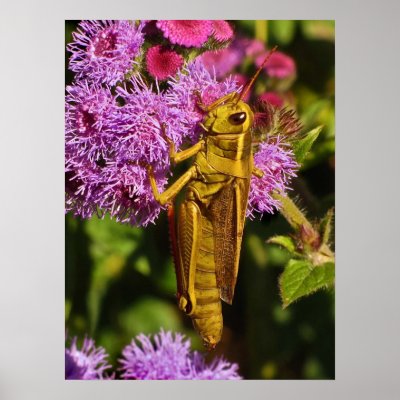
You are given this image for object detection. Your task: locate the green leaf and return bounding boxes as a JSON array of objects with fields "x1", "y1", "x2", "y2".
[
  {"x1": 279, "y1": 259, "x2": 335, "y2": 308},
  {"x1": 301, "y1": 20, "x2": 335, "y2": 42},
  {"x1": 268, "y1": 235, "x2": 296, "y2": 254},
  {"x1": 270, "y1": 20, "x2": 296, "y2": 45},
  {"x1": 293, "y1": 126, "x2": 323, "y2": 164},
  {"x1": 118, "y1": 297, "x2": 182, "y2": 337}
]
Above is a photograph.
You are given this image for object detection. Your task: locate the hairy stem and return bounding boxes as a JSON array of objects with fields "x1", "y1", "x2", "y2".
[{"x1": 273, "y1": 193, "x2": 312, "y2": 230}]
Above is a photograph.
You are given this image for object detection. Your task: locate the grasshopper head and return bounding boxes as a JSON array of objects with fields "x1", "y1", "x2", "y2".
[
  {"x1": 203, "y1": 98, "x2": 254, "y2": 135},
  {"x1": 201, "y1": 46, "x2": 279, "y2": 136}
]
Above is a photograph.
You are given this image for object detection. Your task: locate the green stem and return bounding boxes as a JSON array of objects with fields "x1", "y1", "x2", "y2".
[
  {"x1": 274, "y1": 192, "x2": 335, "y2": 265},
  {"x1": 273, "y1": 193, "x2": 312, "y2": 231},
  {"x1": 255, "y1": 20, "x2": 268, "y2": 45}
]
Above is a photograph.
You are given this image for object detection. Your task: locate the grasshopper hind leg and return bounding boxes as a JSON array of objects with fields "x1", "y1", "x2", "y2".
[{"x1": 177, "y1": 198, "x2": 202, "y2": 315}]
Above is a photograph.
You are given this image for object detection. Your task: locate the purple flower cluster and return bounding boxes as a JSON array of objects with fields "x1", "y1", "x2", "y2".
[
  {"x1": 166, "y1": 60, "x2": 239, "y2": 141},
  {"x1": 68, "y1": 20, "x2": 145, "y2": 86},
  {"x1": 65, "y1": 330, "x2": 241, "y2": 380},
  {"x1": 156, "y1": 20, "x2": 213, "y2": 48},
  {"x1": 66, "y1": 56, "x2": 237, "y2": 226},
  {"x1": 199, "y1": 35, "x2": 296, "y2": 107},
  {"x1": 65, "y1": 336, "x2": 112, "y2": 380},
  {"x1": 66, "y1": 20, "x2": 299, "y2": 226},
  {"x1": 248, "y1": 138, "x2": 298, "y2": 218},
  {"x1": 120, "y1": 330, "x2": 241, "y2": 380}
]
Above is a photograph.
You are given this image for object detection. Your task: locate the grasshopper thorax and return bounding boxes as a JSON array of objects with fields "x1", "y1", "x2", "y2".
[{"x1": 203, "y1": 99, "x2": 254, "y2": 135}]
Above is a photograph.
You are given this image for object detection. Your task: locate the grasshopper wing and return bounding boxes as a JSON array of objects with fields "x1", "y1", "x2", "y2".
[{"x1": 209, "y1": 178, "x2": 250, "y2": 304}]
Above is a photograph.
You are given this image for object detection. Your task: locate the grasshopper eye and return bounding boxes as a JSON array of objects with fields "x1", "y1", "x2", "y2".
[{"x1": 228, "y1": 112, "x2": 247, "y2": 125}]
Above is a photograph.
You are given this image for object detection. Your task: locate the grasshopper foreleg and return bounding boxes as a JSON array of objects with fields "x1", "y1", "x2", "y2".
[
  {"x1": 160, "y1": 123, "x2": 204, "y2": 165},
  {"x1": 252, "y1": 166, "x2": 264, "y2": 178},
  {"x1": 148, "y1": 165, "x2": 197, "y2": 206}
]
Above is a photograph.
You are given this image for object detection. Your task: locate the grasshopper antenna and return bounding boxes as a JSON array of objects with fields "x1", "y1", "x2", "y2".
[{"x1": 235, "y1": 45, "x2": 278, "y2": 104}]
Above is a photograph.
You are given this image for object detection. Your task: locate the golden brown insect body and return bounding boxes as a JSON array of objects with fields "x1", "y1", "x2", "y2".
[
  {"x1": 149, "y1": 94, "x2": 264, "y2": 349},
  {"x1": 148, "y1": 48, "x2": 277, "y2": 348}
]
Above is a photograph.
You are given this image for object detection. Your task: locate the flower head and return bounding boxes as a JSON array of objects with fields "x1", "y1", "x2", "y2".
[
  {"x1": 248, "y1": 139, "x2": 298, "y2": 218},
  {"x1": 65, "y1": 76, "x2": 188, "y2": 227},
  {"x1": 256, "y1": 50, "x2": 296, "y2": 79},
  {"x1": 238, "y1": 37, "x2": 265, "y2": 58},
  {"x1": 199, "y1": 47, "x2": 243, "y2": 78},
  {"x1": 146, "y1": 45, "x2": 184, "y2": 80},
  {"x1": 68, "y1": 20, "x2": 144, "y2": 85},
  {"x1": 156, "y1": 20, "x2": 212, "y2": 47},
  {"x1": 190, "y1": 352, "x2": 241, "y2": 380},
  {"x1": 116, "y1": 76, "x2": 188, "y2": 163},
  {"x1": 258, "y1": 92, "x2": 284, "y2": 108},
  {"x1": 65, "y1": 336, "x2": 112, "y2": 380},
  {"x1": 120, "y1": 329, "x2": 241, "y2": 380},
  {"x1": 65, "y1": 81, "x2": 122, "y2": 219},
  {"x1": 166, "y1": 60, "x2": 239, "y2": 141},
  {"x1": 211, "y1": 20, "x2": 234, "y2": 42},
  {"x1": 65, "y1": 80, "x2": 120, "y2": 164}
]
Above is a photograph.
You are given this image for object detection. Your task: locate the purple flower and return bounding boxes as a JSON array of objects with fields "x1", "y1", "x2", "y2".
[
  {"x1": 258, "y1": 92, "x2": 285, "y2": 108},
  {"x1": 211, "y1": 20, "x2": 234, "y2": 42},
  {"x1": 120, "y1": 329, "x2": 242, "y2": 380},
  {"x1": 237, "y1": 37, "x2": 265, "y2": 58},
  {"x1": 190, "y1": 352, "x2": 241, "y2": 380},
  {"x1": 145, "y1": 45, "x2": 184, "y2": 81},
  {"x1": 116, "y1": 76, "x2": 187, "y2": 165},
  {"x1": 65, "y1": 80, "x2": 120, "y2": 164},
  {"x1": 65, "y1": 80, "x2": 121, "y2": 219},
  {"x1": 231, "y1": 73, "x2": 250, "y2": 101},
  {"x1": 199, "y1": 47, "x2": 243, "y2": 78},
  {"x1": 65, "y1": 75, "x2": 191, "y2": 227},
  {"x1": 166, "y1": 60, "x2": 239, "y2": 141},
  {"x1": 94, "y1": 162, "x2": 167, "y2": 227},
  {"x1": 256, "y1": 50, "x2": 296, "y2": 79},
  {"x1": 68, "y1": 20, "x2": 144, "y2": 85},
  {"x1": 156, "y1": 20, "x2": 212, "y2": 48},
  {"x1": 65, "y1": 337, "x2": 112, "y2": 380},
  {"x1": 248, "y1": 139, "x2": 298, "y2": 218}
]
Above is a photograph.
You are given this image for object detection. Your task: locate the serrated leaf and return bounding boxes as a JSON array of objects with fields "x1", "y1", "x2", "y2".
[
  {"x1": 293, "y1": 126, "x2": 323, "y2": 164},
  {"x1": 279, "y1": 259, "x2": 335, "y2": 308},
  {"x1": 320, "y1": 208, "x2": 334, "y2": 246},
  {"x1": 270, "y1": 20, "x2": 296, "y2": 45},
  {"x1": 268, "y1": 235, "x2": 296, "y2": 254}
]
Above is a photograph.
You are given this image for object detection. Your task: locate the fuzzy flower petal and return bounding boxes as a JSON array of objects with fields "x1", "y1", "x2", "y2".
[
  {"x1": 166, "y1": 59, "x2": 239, "y2": 142},
  {"x1": 237, "y1": 37, "x2": 265, "y2": 58},
  {"x1": 65, "y1": 337, "x2": 112, "y2": 380},
  {"x1": 65, "y1": 80, "x2": 120, "y2": 164},
  {"x1": 248, "y1": 139, "x2": 298, "y2": 218},
  {"x1": 156, "y1": 20, "x2": 212, "y2": 47},
  {"x1": 120, "y1": 329, "x2": 241, "y2": 380},
  {"x1": 65, "y1": 76, "x2": 187, "y2": 227},
  {"x1": 256, "y1": 50, "x2": 296, "y2": 79},
  {"x1": 120, "y1": 330, "x2": 192, "y2": 379},
  {"x1": 68, "y1": 20, "x2": 144, "y2": 85},
  {"x1": 65, "y1": 81, "x2": 122, "y2": 219},
  {"x1": 146, "y1": 45, "x2": 184, "y2": 80},
  {"x1": 211, "y1": 20, "x2": 234, "y2": 42},
  {"x1": 232, "y1": 73, "x2": 250, "y2": 101},
  {"x1": 199, "y1": 47, "x2": 243, "y2": 78},
  {"x1": 190, "y1": 352, "x2": 241, "y2": 380}
]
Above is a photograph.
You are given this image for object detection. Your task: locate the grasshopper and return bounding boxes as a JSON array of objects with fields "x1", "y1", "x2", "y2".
[{"x1": 148, "y1": 48, "x2": 277, "y2": 349}]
